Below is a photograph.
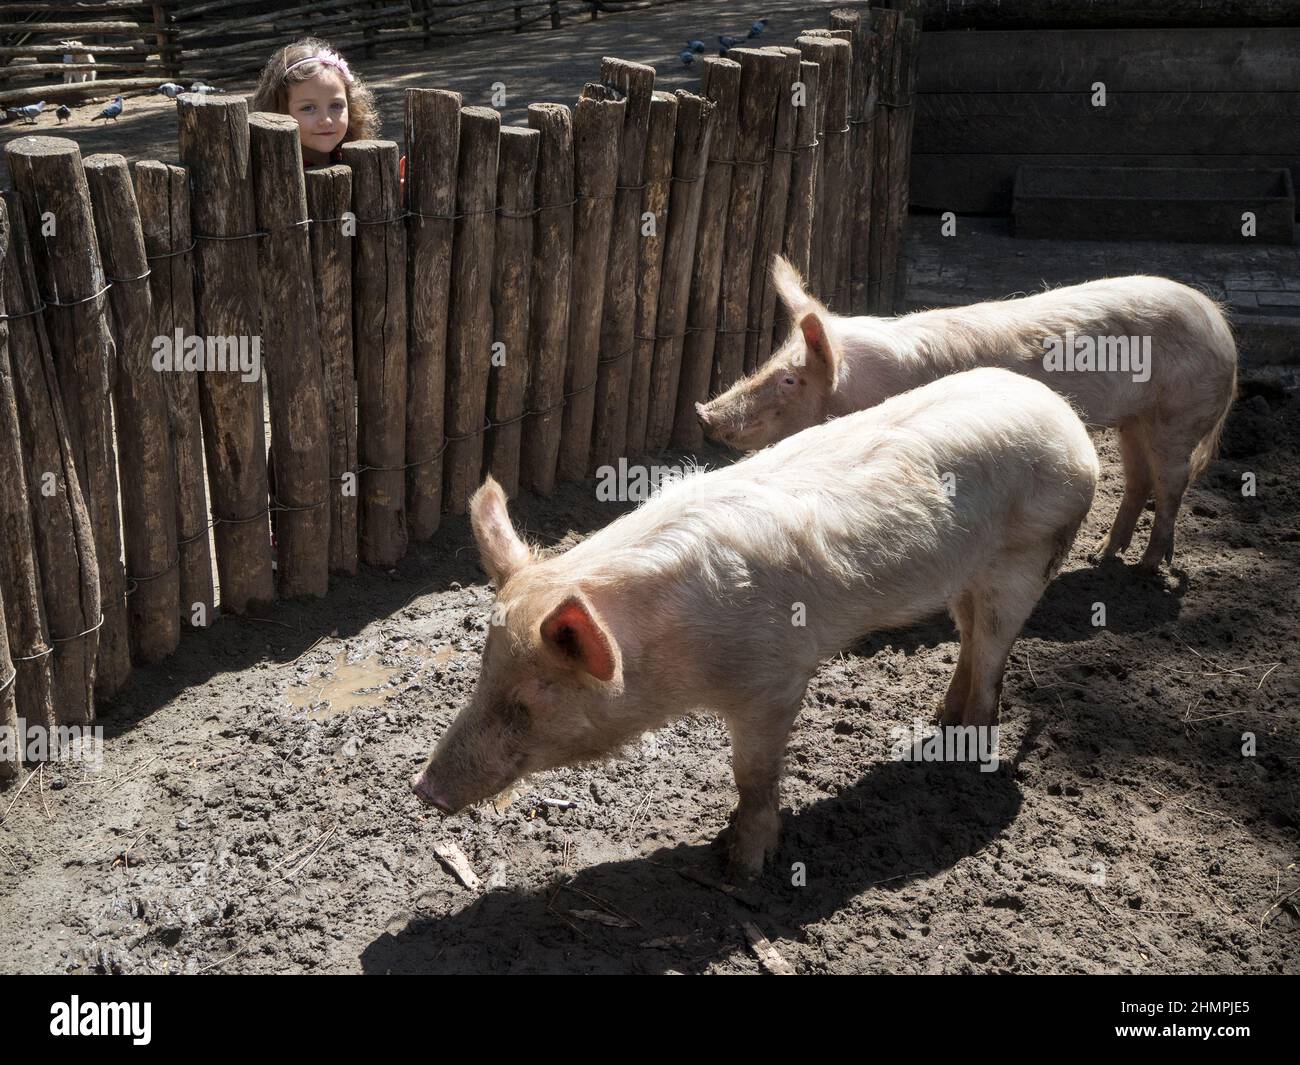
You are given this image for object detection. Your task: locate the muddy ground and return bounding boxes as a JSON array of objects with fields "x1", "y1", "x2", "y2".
[{"x1": 1, "y1": 368, "x2": 1297, "y2": 975}]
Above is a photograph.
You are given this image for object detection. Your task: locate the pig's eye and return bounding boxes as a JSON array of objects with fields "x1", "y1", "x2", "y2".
[{"x1": 783, "y1": 375, "x2": 796, "y2": 386}]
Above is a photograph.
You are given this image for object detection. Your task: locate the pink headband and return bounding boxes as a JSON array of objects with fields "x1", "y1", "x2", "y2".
[{"x1": 285, "y1": 51, "x2": 353, "y2": 83}]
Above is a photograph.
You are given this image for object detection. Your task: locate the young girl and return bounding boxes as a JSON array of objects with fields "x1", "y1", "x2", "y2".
[{"x1": 252, "y1": 37, "x2": 380, "y2": 167}]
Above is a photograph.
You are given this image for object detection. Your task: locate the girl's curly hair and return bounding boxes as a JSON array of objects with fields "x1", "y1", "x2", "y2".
[{"x1": 251, "y1": 37, "x2": 379, "y2": 142}]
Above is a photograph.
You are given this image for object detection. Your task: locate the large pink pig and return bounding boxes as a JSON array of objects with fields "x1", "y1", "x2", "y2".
[
  {"x1": 411, "y1": 368, "x2": 1098, "y2": 878},
  {"x1": 697, "y1": 256, "x2": 1237, "y2": 571}
]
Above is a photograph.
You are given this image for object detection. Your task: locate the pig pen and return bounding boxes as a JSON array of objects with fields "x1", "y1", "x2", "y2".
[{"x1": 1, "y1": 384, "x2": 1297, "y2": 975}]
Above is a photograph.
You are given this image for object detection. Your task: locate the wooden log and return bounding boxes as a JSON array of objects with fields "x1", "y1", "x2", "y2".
[
  {"x1": 645, "y1": 89, "x2": 713, "y2": 453},
  {"x1": 589, "y1": 57, "x2": 654, "y2": 474},
  {"x1": 624, "y1": 89, "x2": 676, "y2": 456},
  {"x1": 919, "y1": 1, "x2": 1299, "y2": 33},
  {"x1": 821, "y1": 35, "x2": 853, "y2": 314},
  {"x1": 891, "y1": 17, "x2": 923, "y2": 314},
  {"x1": 669, "y1": 57, "x2": 739, "y2": 450},
  {"x1": 0, "y1": 590, "x2": 16, "y2": 779},
  {"x1": 304, "y1": 166, "x2": 357, "y2": 576},
  {"x1": 556, "y1": 87, "x2": 622, "y2": 483},
  {"x1": 176, "y1": 95, "x2": 274, "y2": 616},
  {"x1": 0, "y1": 78, "x2": 167, "y2": 108},
  {"x1": 0, "y1": 19, "x2": 144, "y2": 33},
  {"x1": 0, "y1": 192, "x2": 99, "y2": 726},
  {"x1": 342, "y1": 139, "x2": 408, "y2": 561},
  {"x1": 882, "y1": 17, "x2": 919, "y2": 315},
  {"x1": 441, "y1": 108, "x2": 498, "y2": 513},
  {"x1": 248, "y1": 114, "x2": 330, "y2": 598},
  {"x1": 519, "y1": 102, "x2": 574, "y2": 497},
  {"x1": 830, "y1": 8, "x2": 878, "y2": 315},
  {"x1": 133, "y1": 160, "x2": 215, "y2": 623},
  {"x1": 745, "y1": 46, "x2": 799, "y2": 374},
  {"x1": 484, "y1": 125, "x2": 538, "y2": 497},
  {"x1": 0, "y1": 202, "x2": 56, "y2": 747},
  {"x1": 711, "y1": 48, "x2": 783, "y2": 395},
  {"x1": 867, "y1": 7, "x2": 902, "y2": 315},
  {"x1": 4, "y1": 135, "x2": 130, "y2": 701},
  {"x1": 794, "y1": 36, "x2": 834, "y2": 302},
  {"x1": 776, "y1": 57, "x2": 820, "y2": 347},
  {"x1": 83, "y1": 152, "x2": 180, "y2": 663},
  {"x1": 403, "y1": 88, "x2": 460, "y2": 540}
]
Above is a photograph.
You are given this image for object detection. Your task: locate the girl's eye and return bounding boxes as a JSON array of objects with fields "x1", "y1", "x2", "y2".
[{"x1": 331, "y1": 102, "x2": 345, "y2": 111}]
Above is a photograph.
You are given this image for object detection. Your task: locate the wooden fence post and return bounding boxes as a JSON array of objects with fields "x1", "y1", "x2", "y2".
[
  {"x1": 746, "y1": 46, "x2": 800, "y2": 375},
  {"x1": 590, "y1": 58, "x2": 654, "y2": 473},
  {"x1": 830, "y1": 7, "x2": 879, "y2": 315},
  {"x1": 134, "y1": 161, "x2": 216, "y2": 626},
  {"x1": 867, "y1": 6, "x2": 902, "y2": 315},
  {"x1": 249, "y1": 113, "x2": 331, "y2": 598},
  {"x1": 5, "y1": 135, "x2": 131, "y2": 699},
  {"x1": 442, "y1": 108, "x2": 498, "y2": 513},
  {"x1": 0, "y1": 199, "x2": 57, "y2": 746},
  {"x1": 624, "y1": 89, "x2": 676, "y2": 456},
  {"x1": 84, "y1": 153, "x2": 181, "y2": 663},
  {"x1": 890, "y1": 14, "x2": 922, "y2": 314},
  {"x1": 779, "y1": 57, "x2": 821, "y2": 322},
  {"x1": 404, "y1": 88, "x2": 460, "y2": 540},
  {"x1": 645, "y1": 89, "x2": 713, "y2": 453},
  {"x1": 304, "y1": 166, "x2": 358, "y2": 576},
  {"x1": 0, "y1": 192, "x2": 99, "y2": 726},
  {"x1": 669, "y1": 56, "x2": 739, "y2": 450},
  {"x1": 176, "y1": 94, "x2": 275, "y2": 616},
  {"x1": 342, "y1": 139, "x2": 408, "y2": 562},
  {"x1": 485, "y1": 125, "x2": 539, "y2": 497},
  {"x1": 556, "y1": 87, "x2": 622, "y2": 483},
  {"x1": 711, "y1": 48, "x2": 783, "y2": 395},
  {"x1": 519, "y1": 102, "x2": 574, "y2": 497}
]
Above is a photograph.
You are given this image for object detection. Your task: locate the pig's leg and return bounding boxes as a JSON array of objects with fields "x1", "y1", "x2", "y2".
[
  {"x1": 1099, "y1": 422, "x2": 1152, "y2": 560},
  {"x1": 962, "y1": 545, "x2": 1057, "y2": 727},
  {"x1": 938, "y1": 590, "x2": 976, "y2": 726},
  {"x1": 725, "y1": 704, "x2": 800, "y2": 879},
  {"x1": 1138, "y1": 432, "x2": 1194, "y2": 571}
]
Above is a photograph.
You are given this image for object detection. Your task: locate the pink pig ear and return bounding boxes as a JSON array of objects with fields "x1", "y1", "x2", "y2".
[
  {"x1": 799, "y1": 311, "x2": 840, "y2": 387},
  {"x1": 540, "y1": 595, "x2": 618, "y2": 683},
  {"x1": 469, "y1": 475, "x2": 532, "y2": 588}
]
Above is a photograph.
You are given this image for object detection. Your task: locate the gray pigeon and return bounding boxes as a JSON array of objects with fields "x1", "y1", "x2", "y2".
[
  {"x1": 17, "y1": 101, "x2": 44, "y2": 124},
  {"x1": 154, "y1": 82, "x2": 186, "y2": 99},
  {"x1": 91, "y1": 96, "x2": 123, "y2": 122},
  {"x1": 56, "y1": 104, "x2": 72, "y2": 123},
  {"x1": 189, "y1": 81, "x2": 222, "y2": 95}
]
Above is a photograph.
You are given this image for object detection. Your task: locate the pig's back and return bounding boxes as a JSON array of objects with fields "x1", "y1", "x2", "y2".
[{"x1": 573, "y1": 370, "x2": 1096, "y2": 642}]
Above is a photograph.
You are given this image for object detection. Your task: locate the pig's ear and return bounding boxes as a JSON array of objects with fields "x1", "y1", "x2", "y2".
[
  {"x1": 771, "y1": 254, "x2": 813, "y2": 316},
  {"x1": 470, "y1": 475, "x2": 532, "y2": 587},
  {"x1": 799, "y1": 311, "x2": 840, "y2": 388},
  {"x1": 540, "y1": 595, "x2": 619, "y2": 683}
]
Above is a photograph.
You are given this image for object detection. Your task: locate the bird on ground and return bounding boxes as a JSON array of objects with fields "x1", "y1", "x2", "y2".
[
  {"x1": 56, "y1": 104, "x2": 73, "y2": 123},
  {"x1": 91, "y1": 96, "x2": 123, "y2": 122},
  {"x1": 189, "y1": 81, "x2": 222, "y2": 94},
  {"x1": 687, "y1": 39, "x2": 706, "y2": 53},
  {"x1": 748, "y1": 18, "x2": 769, "y2": 38},
  {"x1": 154, "y1": 82, "x2": 186, "y2": 99},
  {"x1": 680, "y1": 49, "x2": 695, "y2": 67},
  {"x1": 719, "y1": 34, "x2": 742, "y2": 52},
  {"x1": 16, "y1": 101, "x2": 44, "y2": 124}
]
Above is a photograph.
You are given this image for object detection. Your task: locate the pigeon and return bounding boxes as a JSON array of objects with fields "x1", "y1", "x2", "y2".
[
  {"x1": 16, "y1": 101, "x2": 44, "y2": 124},
  {"x1": 91, "y1": 96, "x2": 123, "y2": 122},
  {"x1": 747, "y1": 18, "x2": 769, "y2": 38},
  {"x1": 189, "y1": 81, "x2": 222, "y2": 95},
  {"x1": 154, "y1": 82, "x2": 186, "y2": 99},
  {"x1": 719, "y1": 34, "x2": 743, "y2": 51},
  {"x1": 687, "y1": 39, "x2": 706, "y2": 53},
  {"x1": 56, "y1": 104, "x2": 72, "y2": 123},
  {"x1": 679, "y1": 49, "x2": 696, "y2": 67}
]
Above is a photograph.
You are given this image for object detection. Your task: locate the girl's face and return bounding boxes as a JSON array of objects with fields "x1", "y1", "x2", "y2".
[{"x1": 286, "y1": 68, "x2": 349, "y2": 164}]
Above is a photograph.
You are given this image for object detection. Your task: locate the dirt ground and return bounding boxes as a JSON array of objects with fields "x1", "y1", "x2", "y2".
[{"x1": 0, "y1": 366, "x2": 1297, "y2": 975}]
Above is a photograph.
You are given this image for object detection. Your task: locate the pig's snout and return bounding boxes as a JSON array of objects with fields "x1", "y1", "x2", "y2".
[
  {"x1": 695, "y1": 402, "x2": 713, "y2": 429},
  {"x1": 409, "y1": 769, "x2": 454, "y2": 814}
]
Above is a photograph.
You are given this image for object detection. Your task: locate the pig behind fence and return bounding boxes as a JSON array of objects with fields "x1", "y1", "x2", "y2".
[
  {"x1": 697, "y1": 255, "x2": 1238, "y2": 571},
  {"x1": 412, "y1": 368, "x2": 1099, "y2": 878}
]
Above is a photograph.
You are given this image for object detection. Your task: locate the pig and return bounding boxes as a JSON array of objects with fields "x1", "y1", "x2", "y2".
[
  {"x1": 696, "y1": 255, "x2": 1238, "y2": 571},
  {"x1": 411, "y1": 367, "x2": 1099, "y2": 878}
]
